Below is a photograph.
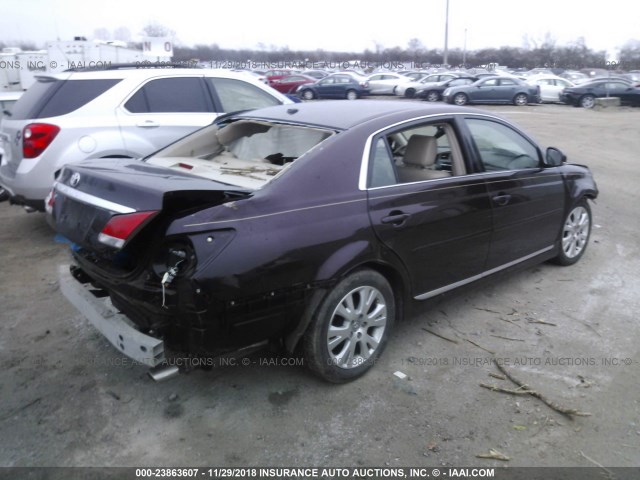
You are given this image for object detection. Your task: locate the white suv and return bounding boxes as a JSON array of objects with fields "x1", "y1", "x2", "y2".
[{"x1": 0, "y1": 66, "x2": 292, "y2": 211}]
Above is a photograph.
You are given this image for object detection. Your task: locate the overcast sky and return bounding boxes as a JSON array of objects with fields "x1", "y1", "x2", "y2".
[{"x1": 1, "y1": 0, "x2": 639, "y2": 59}]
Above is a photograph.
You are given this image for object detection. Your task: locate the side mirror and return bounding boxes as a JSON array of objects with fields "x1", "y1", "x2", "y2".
[{"x1": 545, "y1": 147, "x2": 566, "y2": 166}]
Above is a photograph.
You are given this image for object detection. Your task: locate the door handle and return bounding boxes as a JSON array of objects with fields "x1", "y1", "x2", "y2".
[
  {"x1": 381, "y1": 211, "x2": 411, "y2": 227},
  {"x1": 492, "y1": 194, "x2": 511, "y2": 206},
  {"x1": 136, "y1": 120, "x2": 159, "y2": 128}
]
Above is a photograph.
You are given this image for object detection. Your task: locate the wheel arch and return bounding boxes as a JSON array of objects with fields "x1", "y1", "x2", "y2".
[
  {"x1": 313, "y1": 240, "x2": 410, "y2": 311},
  {"x1": 284, "y1": 256, "x2": 410, "y2": 354}
]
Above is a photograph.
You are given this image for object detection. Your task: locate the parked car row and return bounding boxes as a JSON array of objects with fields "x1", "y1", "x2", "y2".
[{"x1": 249, "y1": 65, "x2": 640, "y2": 108}]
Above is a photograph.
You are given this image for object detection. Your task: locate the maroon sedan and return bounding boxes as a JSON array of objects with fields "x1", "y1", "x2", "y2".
[
  {"x1": 269, "y1": 74, "x2": 316, "y2": 94},
  {"x1": 51, "y1": 101, "x2": 597, "y2": 383}
]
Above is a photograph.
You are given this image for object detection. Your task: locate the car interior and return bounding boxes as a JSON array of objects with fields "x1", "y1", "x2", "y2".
[
  {"x1": 146, "y1": 120, "x2": 335, "y2": 189},
  {"x1": 368, "y1": 122, "x2": 466, "y2": 188}
]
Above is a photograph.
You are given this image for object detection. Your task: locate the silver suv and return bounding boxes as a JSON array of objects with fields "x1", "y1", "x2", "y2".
[{"x1": 0, "y1": 66, "x2": 291, "y2": 211}]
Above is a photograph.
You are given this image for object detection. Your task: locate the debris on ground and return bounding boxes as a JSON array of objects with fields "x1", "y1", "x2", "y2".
[
  {"x1": 421, "y1": 327, "x2": 458, "y2": 344},
  {"x1": 476, "y1": 448, "x2": 510, "y2": 461},
  {"x1": 482, "y1": 360, "x2": 592, "y2": 418}
]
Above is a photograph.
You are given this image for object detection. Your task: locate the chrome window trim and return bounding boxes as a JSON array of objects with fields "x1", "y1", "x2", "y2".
[
  {"x1": 358, "y1": 112, "x2": 513, "y2": 191},
  {"x1": 54, "y1": 182, "x2": 136, "y2": 214},
  {"x1": 414, "y1": 245, "x2": 554, "y2": 301}
]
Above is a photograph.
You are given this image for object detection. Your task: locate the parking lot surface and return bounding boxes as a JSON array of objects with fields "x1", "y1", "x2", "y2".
[{"x1": 0, "y1": 104, "x2": 639, "y2": 468}]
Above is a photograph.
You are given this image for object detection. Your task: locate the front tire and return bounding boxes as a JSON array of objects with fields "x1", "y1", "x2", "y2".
[
  {"x1": 553, "y1": 200, "x2": 592, "y2": 266},
  {"x1": 304, "y1": 270, "x2": 395, "y2": 383},
  {"x1": 453, "y1": 93, "x2": 468, "y2": 105},
  {"x1": 346, "y1": 89, "x2": 358, "y2": 100},
  {"x1": 405, "y1": 88, "x2": 416, "y2": 98},
  {"x1": 301, "y1": 89, "x2": 315, "y2": 100},
  {"x1": 580, "y1": 95, "x2": 596, "y2": 109}
]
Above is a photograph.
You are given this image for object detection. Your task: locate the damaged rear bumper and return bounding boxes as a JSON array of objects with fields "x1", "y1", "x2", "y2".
[{"x1": 58, "y1": 264, "x2": 165, "y2": 367}]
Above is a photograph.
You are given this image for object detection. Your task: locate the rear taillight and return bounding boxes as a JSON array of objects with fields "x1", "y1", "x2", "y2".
[
  {"x1": 98, "y1": 211, "x2": 159, "y2": 249},
  {"x1": 23, "y1": 123, "x2": 60, "y2": 158}
]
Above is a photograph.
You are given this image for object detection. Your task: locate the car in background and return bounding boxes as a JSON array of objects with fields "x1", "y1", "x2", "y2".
[
  {"x1": 232, "y1": 70, "x2": 269, "y2": 84},
  {"x1": 0, "y1": 66, "x2": 291, "y2": 212},
  {"x1": 301, "y1": 70, "x2": 329, "y2": 80},
  {"x1": 297, "y1": 73, "x2": 369, "y2": 100},
  {"x1": 366, "y1": 73, "x2": 412, "y2": 95},
  {"x1": 402, "y1": 71, "x2": 429, "y2": 81},
  {"x1": 395, "y1": 73, "x2": 463, "y2": 98},
  {"x1": 0, "y1": 91, "x2": 22, "y2": 121},
  {"x1": 560, "y1": 79, "x2": 640, "y2": 108},
  {"x1": 269, "y1": 74, "x2": 317, "y2": 94},
  {"x1": 416, "y1": 77, "x2": 479, "y2": 102},
  {"x1": 559, "y1": 70, "x2": 590, "y2": 84},
  {"x1": 443, "y1": 76, "x2": 540, "y2": 106},
  {"x1": 526, "y1": 75, "x2": 575, "y2": 103},
  {"x1": 264, "y1": 69, "x2": 292, "y2": 83},
  {"x1": 0, "y1": 91, "x2": 23, "y2": 201},
  {"x1": 50, "y1": 100, "x2": 597, "y2": 383}
]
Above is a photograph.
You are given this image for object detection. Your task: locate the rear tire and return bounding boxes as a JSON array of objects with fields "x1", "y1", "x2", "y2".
[
  {"x1": 425, "y1": 91, "x2": 440, "y2": 102},
  {"x1": 304, "y1": 269, "x2": 395, "y2": 383},
  {"x1": 0, "y1": 187, "x2": 8, "y2": 202},
  {"x1": 513, "y1": 93, "x2": 528, "y2": 106},
  {"x1": 346, "y1": 89, "x2": 358, "y2": 100}
]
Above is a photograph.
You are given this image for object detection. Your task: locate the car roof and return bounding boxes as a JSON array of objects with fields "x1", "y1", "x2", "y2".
[
  {"x1": 36, "y1": 68, "x2": 271, "y2": 81},
  {"x1": 233, "y1": 100, "x2": 480, "y2": 130},
  {"x1": 581, "y1": 78, "x2": 631, "y2": 85}
]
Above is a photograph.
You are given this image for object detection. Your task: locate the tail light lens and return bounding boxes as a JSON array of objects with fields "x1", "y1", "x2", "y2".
[
  {"x1": 98, "y1": 211, "x2": 159, "y2": 249},
  {"x1": 23, "y1": 123, "x2": 60, "y2": 158}
]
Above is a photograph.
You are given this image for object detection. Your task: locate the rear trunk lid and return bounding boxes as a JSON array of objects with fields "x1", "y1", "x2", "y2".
[{"x1": 52, "y1": 158, "x2": 250, "y2": 251}]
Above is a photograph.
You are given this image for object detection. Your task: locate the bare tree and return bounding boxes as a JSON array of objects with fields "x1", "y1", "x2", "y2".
[
  {"x1": 407, "y1": 38, "x2": 425, "y2": 52},
  {"x1": 141, "y1": 22, "x2": 175, "y2": 38}
]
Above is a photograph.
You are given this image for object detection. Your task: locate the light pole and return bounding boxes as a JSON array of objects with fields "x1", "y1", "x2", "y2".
[{"x1": 443, "y1": 0, "x2": 449, "y2": 66}]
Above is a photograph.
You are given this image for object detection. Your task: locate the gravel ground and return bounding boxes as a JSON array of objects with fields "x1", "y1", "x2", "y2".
[{"x1": 0, "y1": 103, "x2": 639, "y2": 471}]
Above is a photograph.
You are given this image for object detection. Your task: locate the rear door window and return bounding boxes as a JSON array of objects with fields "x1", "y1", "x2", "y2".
[
  {"x1": 10, "y1": 78, "x2": 121, "y2": 119},
  {"x1": 125, "y1": 77, "x2": 213, "y2": 113}
]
